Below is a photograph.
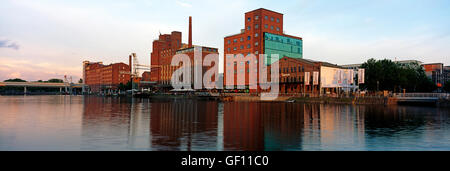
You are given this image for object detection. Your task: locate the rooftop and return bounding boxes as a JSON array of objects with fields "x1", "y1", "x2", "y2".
[{"x1": 245, "y1": 8, "x2": 284, "y2": 16}]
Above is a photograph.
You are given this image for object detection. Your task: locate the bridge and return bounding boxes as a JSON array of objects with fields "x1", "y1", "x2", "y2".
[
  {"x1": 392, "y1": 93, "x2": 450, "y2": 103},
  {"x1": 0, "y1": 82, "x2": 85, "y2": 94}
]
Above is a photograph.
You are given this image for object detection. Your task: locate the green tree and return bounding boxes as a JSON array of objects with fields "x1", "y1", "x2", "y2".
[
  {"x1": 360, "y1": 58, "x2": 436, "y2": 93},
  {"x1": 444, "y1": 81, "x2": 450, "y2": 93},
  {"x1": 118, "y1": 81, "x2": 132, "y2": 91},
  {"x1": 4, "y1": 78, "x2": 26, "y2": 82},
  {"x1": 78, "y1": 79, "x2": 83, "y2": 83},
  {"x1": 47, "y1": 79, "x2": 64, "y2": 83}
]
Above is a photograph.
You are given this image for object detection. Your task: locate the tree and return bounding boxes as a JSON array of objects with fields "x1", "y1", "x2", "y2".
[
  {"x1": 78, "y1": 79, "x2": 83, "y2": 83},
  {"x1": 118, "y1": 81, "x2": 132, "y2": 91},
  {"x1": 47, "y1": 79, "x2": 64, "y2": 83},
  {"x1": 360, "y1": 58, "x2": 436, "y2": 93},
  {"x1": 444, "y1": 81, "x2": 450, "y2": 93},
  {"x1": 4, "y1": 78, "x2": 26, "y2": 82}
]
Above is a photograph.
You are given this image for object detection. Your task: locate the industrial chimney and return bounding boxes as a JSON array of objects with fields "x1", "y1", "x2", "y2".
[{"x1": 189, "y1": 16, "x2": 192, "y2": 48}]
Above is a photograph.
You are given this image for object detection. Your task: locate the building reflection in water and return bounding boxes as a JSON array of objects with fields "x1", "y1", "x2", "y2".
[
  {"x1": 150, "y1": 100, "x2": 219, "y2": 151},
  {"x1": 80, "y1": 96, "x2": 448, "y2": 151},
  {"x1": 222, "y1": 102, "x2": 367, "y2": 151}
]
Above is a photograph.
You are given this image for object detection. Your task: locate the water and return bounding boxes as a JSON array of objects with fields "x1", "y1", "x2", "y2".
[{"x1": 0, "y1": 95, "x2": 449, "y2": 151}]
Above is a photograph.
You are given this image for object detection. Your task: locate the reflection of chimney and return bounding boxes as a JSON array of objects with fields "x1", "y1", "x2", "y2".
[{"x1": 189, "y1": 16, "x2": 192, "y2": 48}]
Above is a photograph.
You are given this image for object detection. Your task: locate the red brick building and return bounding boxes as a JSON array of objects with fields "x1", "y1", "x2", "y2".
[
  {"x1": 224, "y1": 8, "x2": 303, "y2": 92},
  {"x1": 83, "y1": 61, "x2": 131, "y2": 93},
  {"x1": 150, "y1": 31, "x2": 183, "y2": 84},
  {"x1": 150, "y1": 16, "x2": 219, "y2": 90},
  {"x1": 270, "y1": 57, "x2": 342, "y2": 95},
  {"x1": 141, "y1": 71, "x2": 151, "y2": 82}
]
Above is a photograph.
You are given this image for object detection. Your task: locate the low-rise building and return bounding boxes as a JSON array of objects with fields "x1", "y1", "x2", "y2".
[
  {"x1": 83, "y1": 61, "x2": 131, "y2": 93},
  {"x1": 422, "y1": 63, "x2": 445, "y2": 90},
  {"x1": 270, "y1": 57, "x2": 356, "y2": 95}
]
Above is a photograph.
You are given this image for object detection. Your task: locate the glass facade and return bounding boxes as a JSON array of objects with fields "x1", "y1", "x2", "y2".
[{"x1": 264, "y1": 32, "x2": 303, "y2": 65}]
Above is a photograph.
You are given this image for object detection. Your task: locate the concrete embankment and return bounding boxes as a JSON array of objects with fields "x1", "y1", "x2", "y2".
[
  {"x1": 288, "y1": 97, "x2": 389, "y2": 105},
  {"x1": 223, "y1": 96, "x2": 389, "y2": 104},
  {"x1": 134, "y1": 93, "x2": 450, "y2": 107}
]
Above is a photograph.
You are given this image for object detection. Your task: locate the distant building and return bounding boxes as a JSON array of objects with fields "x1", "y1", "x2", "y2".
[
  {"x1": 83, "y1": 61, "x2": 131, "y2": 93},
  {"x1": 444, "y1": 66, "x2": 450, "y2": 88},
  {"x1": 422, "y1": 63, "x2": 445, "y2": 90},
  {"x1": 224, "y1": 8, "x2": 303, "y2": 93}
]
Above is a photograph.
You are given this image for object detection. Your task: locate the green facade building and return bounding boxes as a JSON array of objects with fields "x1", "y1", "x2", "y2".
[{"x1": 264, "y1": 32, "x2": 303, "y2": 65}]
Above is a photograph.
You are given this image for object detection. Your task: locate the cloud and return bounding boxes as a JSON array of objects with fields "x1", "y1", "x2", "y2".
[
  {"x1": 0, "y1": 58, "x2": 81, "y2": 82},
  {"x1": 176, "y1": 0, "x2": 192, "y2": 8},
  {"x1": 0, "y1": 39, "x2": 20, "y2": 50}
]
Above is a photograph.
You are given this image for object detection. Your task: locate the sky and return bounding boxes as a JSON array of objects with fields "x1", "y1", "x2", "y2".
[{"x1": 1, "y1": 0, "x2": 449, "y2": 82}]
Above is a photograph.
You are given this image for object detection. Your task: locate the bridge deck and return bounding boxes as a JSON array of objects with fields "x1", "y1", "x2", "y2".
[{"x1": 0, "y1": 82, "x2": 85, "y2": 88}]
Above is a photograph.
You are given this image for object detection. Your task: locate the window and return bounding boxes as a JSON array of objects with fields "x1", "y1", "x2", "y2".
[
  {"x1": 227, "y1": 48, "x2": 231, "y2": 52},
  {"x1": 240, "y1": 45, "x2": 244, "y2": 49},
  {"x1": 255, "y1": 33, "x2": 258, "y2": 37},
  {"x1": 271, "y1": 26, "x2": 274, "y2": 30},
  {"x1": 255, "y1": 24, "x2": 259, "y2": 29},
  {"x1": 276, "y1": 27, "x2": 280, "y2": 31},
  {"x1": 247, "y1": 44, "x2": 251, "y2": 49},
  {"x1": 255, "y1": 51, "x2": 259, "y2": 54},
  {"x1": 234, "y1": 47, "x2": 237, "y2": 51},
  {"x1": 276, "y1": 18, "x2": 280, "y2": 23},
  {"x1": 271, "y1": 17, "x2": 274, "y2": 21},
  {"x1": 227, "y1": 40, "x2": 231, "y2": 44},
  {"x1": 264, "y1": 24, "x2": 268, "y2": 29},
  {"x1": 265, "y1": 16, "x2": 268, "y2": 20},
  {"x1": 247, "y1": 36, "x2": 251, "y2": 41},
  {"x1": 247, "y1": 26, "x2": 251, "y2": 31},
  {"x1": 255, "y1": 42, "x2": 259, "y2": 46},
  {"x1": 233, "y1": 39, "x2": 237, "y2": 43},
  {"x1": 248, "y1": 17, "x2": 251, "y2": 22},
  {"x1": 255, "y1": 15, "x2": 259, "y2": 20}
]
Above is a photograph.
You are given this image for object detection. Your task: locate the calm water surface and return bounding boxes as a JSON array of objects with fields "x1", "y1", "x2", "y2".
[{"x1": 0, "y1": 95, "x2": 449, "y2": 151}]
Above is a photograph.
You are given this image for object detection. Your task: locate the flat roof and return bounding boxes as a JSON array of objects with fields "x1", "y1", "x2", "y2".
[{"x1": 265, "y1": 32, "x2": 303, "y2": 40}]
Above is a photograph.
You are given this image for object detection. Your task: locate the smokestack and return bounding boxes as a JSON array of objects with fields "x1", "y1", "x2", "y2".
[
  {"x1": 189, "y1": 16, "x2": 192, "y2": 48},
  {"x1": 129, "y1": 55, "x2": 132, "y2": 73}
]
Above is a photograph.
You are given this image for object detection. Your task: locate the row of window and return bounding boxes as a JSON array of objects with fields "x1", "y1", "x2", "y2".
[
  {"x1": 247, "y1": 25, "x2": 280, "y2": 31},
  {"x1": 227, "y1": 42, "x2": 259, "y2": 52},
  {"x1": 248, "y1": 15, "x2": 280, "y2": 23},
  {"x1": 265, "y1": 35, "x2": 302, "y2": 46},
  {"x1": 281, "y1": 66, "x2": 306, "y2": 73},
  {"x1": 228, "y1": 36, "x2": 252, "y2": 44}
]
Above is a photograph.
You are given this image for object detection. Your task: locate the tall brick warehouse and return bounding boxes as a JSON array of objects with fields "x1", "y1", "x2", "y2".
[
  {"x1": 150, "y1": 17, "x2": 219, "y2": 90},
  {"x1": 224, "y1": 8, "x2": 304, "y2": 92}
]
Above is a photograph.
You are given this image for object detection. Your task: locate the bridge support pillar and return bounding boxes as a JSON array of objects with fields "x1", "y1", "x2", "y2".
[
  {"x1": 24, "y1": 86, "x2": 27, "y2": 95},
  {"x1": 60, "y1": 87, "x2": 62, "y2": 94}
]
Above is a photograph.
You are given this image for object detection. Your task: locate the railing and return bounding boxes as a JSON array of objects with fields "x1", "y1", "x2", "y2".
[{"x1": 393, "y1": 93, "x2": 450, "y2": 98}]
